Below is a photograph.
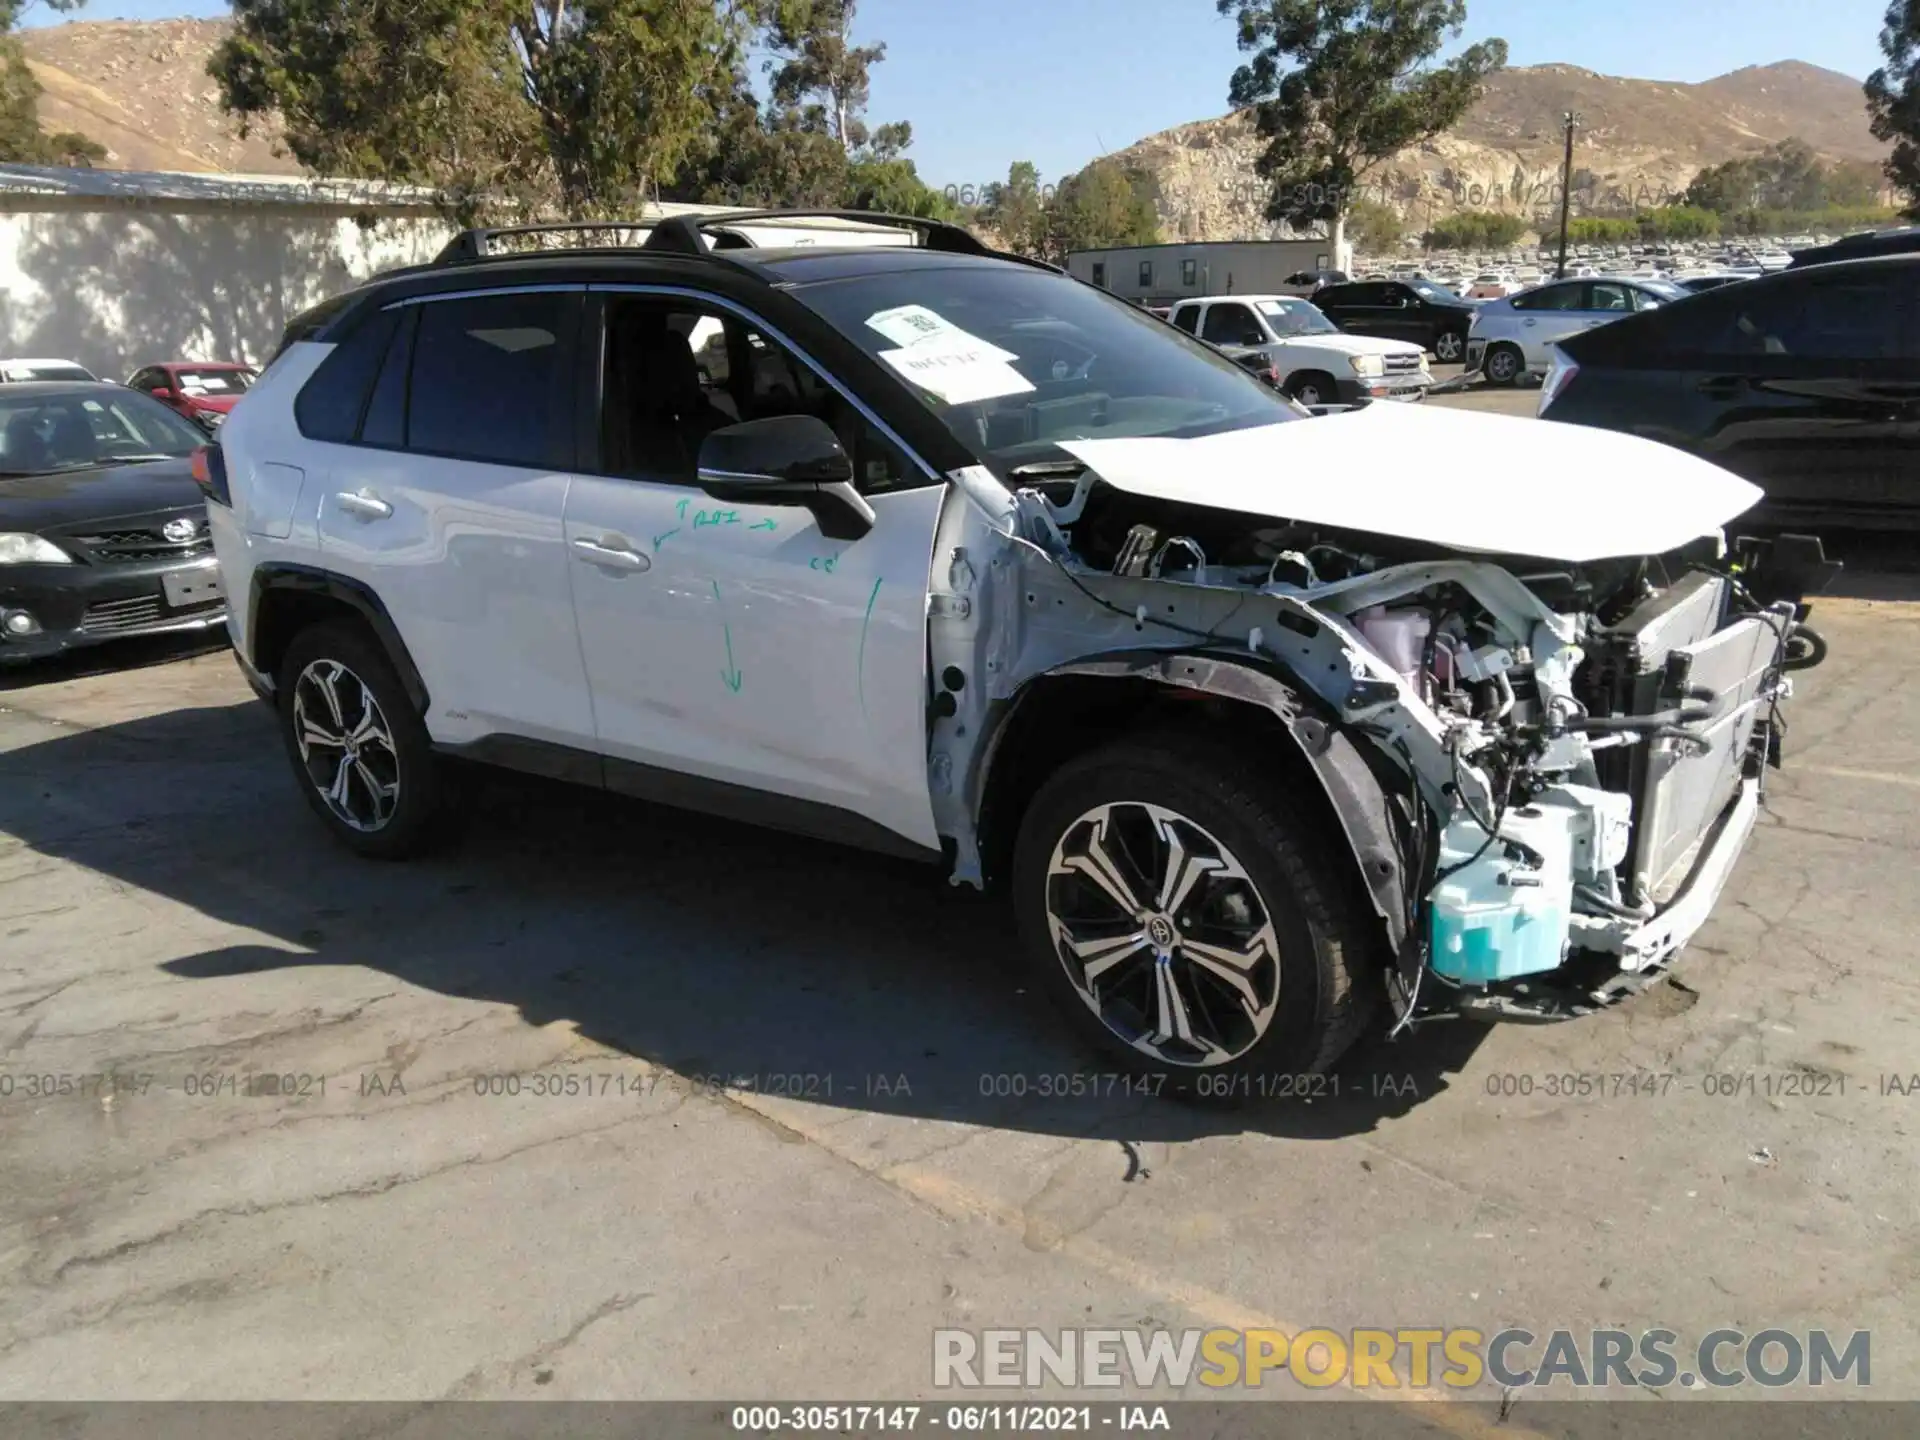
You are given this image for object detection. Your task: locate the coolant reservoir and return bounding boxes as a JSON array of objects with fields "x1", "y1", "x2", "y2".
[
  {"x1": 1428, "y1": 806, "x2": 1578, "y2": 984},
  {"x1": 1354, "y1": 607, "x2": 1432, "y2": 689}
]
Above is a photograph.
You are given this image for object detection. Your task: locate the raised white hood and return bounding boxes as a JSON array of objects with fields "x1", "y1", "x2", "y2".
[{"x1": 1058, "y1": 401, "x2": 1764, "y2": 563}]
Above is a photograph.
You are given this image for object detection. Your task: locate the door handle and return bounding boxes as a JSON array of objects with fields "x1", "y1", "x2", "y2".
[
  {"x1": 334, "y1": 489, "x2": 393, "y2": 520},
  {"x1": 1696, "y1": 376, "x2": 1746, "y2": 401},
  {"x1": 571, "y1": 535, "x2": 650, "y2": 572}
]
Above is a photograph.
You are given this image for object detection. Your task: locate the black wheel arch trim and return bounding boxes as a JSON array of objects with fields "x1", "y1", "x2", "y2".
[
  {"x1": 248, "y1": 562, "x2": 431, "y2": 715},
  {"x1": 975, "y1": 649, "x2": 1414, "y2": 954}
]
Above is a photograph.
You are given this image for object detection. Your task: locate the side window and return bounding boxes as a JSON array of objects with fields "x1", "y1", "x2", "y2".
[
  {"x1": 294, "y1": 306, "x2": 402, "y2": 443},
  {"x1": 129, "y1": 368, "x2": 159, "y2": 393},
  {"x1": 1629, "y1": 287, "x2": 1667, "y2": 312},
  {"x1": 1586, "y1": 283, "x2": 1634, "y2": 313},
  {"x1": 1381, "y1": 285, "x2": 1413, "y2": 308},
  {"x1": 1200, "y1": 303, "x2": 1264, "y2": 347},
  {"x1": 1181, "y1": 258, "x2": 1197, "y2": 286},
  {"x1": 1170, "y1": 305, "x2": 1200, "y2": 334},
  {"x1": 406, "y1": 290, "x2": 572, "y2": 466},
  {"x1": 1711, "y1": 273, "x2": 1906, "y2": 360},
  {"x1": 598, "y1": 298, "x2": 924, "y2": 496},
  {"x1": 1511, "y1": 284, "x2": 1582, "y2": 312}
]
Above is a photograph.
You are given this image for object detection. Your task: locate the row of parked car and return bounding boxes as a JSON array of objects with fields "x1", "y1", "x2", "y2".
[{"x1": 0, "y1": 357, "x2": 259, "y2": 432}]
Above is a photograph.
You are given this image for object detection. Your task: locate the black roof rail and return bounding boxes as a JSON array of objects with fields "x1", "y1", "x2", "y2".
[
  {"x1": 432, "y1": 220, "x2": 659, "y2": 264},
  {"x1": 690, "y1": 208, "x2": 994, "y2": 255},
  {"x1": 431, "y1": 208, "x2": 1012, "y2": 267}
]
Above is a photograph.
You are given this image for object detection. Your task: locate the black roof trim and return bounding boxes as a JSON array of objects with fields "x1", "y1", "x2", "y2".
[{"x1": 431, "y1": 208, "x2": 1001, "y2": 266}]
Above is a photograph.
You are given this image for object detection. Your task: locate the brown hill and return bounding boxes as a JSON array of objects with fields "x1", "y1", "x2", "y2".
[
  {"x1": 18, "y1": 19, "x2": 297, "y2": 175},
  {"x1": 1109, "y1": 60, "x2": 1891, "y2": 243}
]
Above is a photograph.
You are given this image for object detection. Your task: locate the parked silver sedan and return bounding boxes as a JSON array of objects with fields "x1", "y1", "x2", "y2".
[{"x1": 1465, "y1": 277, "x2": 1685, "y2": 386}]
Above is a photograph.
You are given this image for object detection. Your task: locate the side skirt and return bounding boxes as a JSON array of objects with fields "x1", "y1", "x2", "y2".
[{"x1": 432, "y1": 734, "x2": 944, "y2": 866}]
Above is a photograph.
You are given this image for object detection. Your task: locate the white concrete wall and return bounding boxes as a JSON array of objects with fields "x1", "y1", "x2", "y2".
[{"x1": 0, "y1": 208, "x2": 452, "y2": 380}]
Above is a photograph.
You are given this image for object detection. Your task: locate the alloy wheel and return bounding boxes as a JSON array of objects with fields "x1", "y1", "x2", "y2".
[
  {"x1": 1045, "y1": 802, "x2": 1282, "y2": 1067},
  {"x1": 292, "y1": 658, "x2": 401, "y2": 832},
  {"x1": 1435, "y1": 331, "x2": 1464, "y2": 361},
  {"x1": 1486, "y1": 347, "x2": 1520, "y2": 383}
]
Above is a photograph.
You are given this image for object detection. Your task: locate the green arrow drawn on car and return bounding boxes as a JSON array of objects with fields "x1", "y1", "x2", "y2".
[{"x1": 713, "y1": 579, "x2": 743, "y2": 693}]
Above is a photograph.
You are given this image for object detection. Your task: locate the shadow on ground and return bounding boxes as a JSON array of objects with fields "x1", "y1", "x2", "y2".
[{"x1": 0, "y1": 696, "x2": 1491, "y2": 1144}]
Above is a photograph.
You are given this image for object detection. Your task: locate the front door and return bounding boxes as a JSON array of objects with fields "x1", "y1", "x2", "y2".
[{"x1": 561, "y1": 291, "x2": 944, "y2": 851}]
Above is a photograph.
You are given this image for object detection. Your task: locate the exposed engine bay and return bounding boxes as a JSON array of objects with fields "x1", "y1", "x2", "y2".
[{"x1": 930, "y1": 459, "x2": 1839, "y2": 1025}]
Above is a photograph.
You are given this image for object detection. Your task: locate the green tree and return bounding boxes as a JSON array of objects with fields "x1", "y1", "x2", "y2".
[
  {"x1": 981, "y1": 160, "x2": 1048, "y2": 255},
  {"x1": 1, "y1": 0, "x2": 103, "y2": 165},
  {"x1": 211, "y1": 0, "x2": 758, "y2": 219},
  {"x1": 1036, "y1": 159, "x2": 1159, "y2": 262},
  {"x1": 1867, "y1": 1, "x2": 1920, "y2": 217},
  {"x1": 1421, "y1": 210, "x2": 1524, "y2": 250},
  {"x1": 1217, "y1": 0, "x2": 1506, "y2": 261},
  {"x1": 765, "y1": 0, "x2": 886, "y2": 152},
  {"x1": 1347, "y1": 196, "x2": 1405, "y2": 253}
]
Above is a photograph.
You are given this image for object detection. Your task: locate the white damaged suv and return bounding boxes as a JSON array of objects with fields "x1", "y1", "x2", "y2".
[{"x1": 202, "y1": 212, "x2": 1834, "y2": 1087}]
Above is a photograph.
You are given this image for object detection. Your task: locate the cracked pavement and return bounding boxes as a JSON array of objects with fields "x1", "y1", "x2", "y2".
[{"x1": 0, "y1": 589, "x2": 1914, "y2": 1402}]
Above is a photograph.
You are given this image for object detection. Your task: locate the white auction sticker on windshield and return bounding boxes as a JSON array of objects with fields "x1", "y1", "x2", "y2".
[
  {"x1": 865, "y1": 304, "x2": 1018, "y2": 362},
  {"x1": 878, "y1": 341, "x2": 1036, "y2": 405}
]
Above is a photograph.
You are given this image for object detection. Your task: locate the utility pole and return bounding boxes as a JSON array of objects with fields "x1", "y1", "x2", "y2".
[{"x1": 1555, "y1": 111, "x2": 1582, "y2": 280}]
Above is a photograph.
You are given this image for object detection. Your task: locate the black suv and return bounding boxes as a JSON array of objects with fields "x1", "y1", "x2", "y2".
[{"x1": 1310, "y1": 279, "x2": 1476, "y2": 363}]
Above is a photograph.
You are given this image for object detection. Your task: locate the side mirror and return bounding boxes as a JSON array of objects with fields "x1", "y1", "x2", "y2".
[
  {"x1": 150, "y1": 386, "x2": 171, "y2": 400},
  {"x1": 696, "y1": 415, "x2": 875, "y2": 542}
]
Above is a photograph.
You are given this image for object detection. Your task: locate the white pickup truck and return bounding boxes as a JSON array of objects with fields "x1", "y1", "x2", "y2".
[{"x1": 1167, "y1": 295, "x2": 1432, "y2": 406}]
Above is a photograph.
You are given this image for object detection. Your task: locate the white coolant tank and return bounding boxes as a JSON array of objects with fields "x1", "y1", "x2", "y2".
[{"x1": 1354, "y1": 606, "x2": 1432, "y2": 688}]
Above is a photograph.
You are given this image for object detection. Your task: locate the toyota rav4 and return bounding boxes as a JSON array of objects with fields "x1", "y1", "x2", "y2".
[{"x1": 202, "y1": 211, "x2": 1835, "y2": 1087}]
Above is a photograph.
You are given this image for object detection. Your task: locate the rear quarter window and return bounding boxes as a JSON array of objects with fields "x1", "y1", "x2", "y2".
[{"x1": 294, "y1": 307, "x2": 403, "y2": 442}]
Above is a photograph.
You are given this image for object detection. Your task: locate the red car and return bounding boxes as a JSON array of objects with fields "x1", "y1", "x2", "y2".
[{"x1": 125, "y1": 361, "x2": 258, "y2": 431}]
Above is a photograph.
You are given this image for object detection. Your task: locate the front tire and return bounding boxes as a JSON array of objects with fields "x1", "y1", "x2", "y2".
[
  {"x1": 1286, "y1": 371, "x2": 1335, "y2": 407},
  {"x1": 1011, "y1": 734, "x2": 1379, "y2": 1093},
  {"x1": 277, "y1": 621, "x2": 451, "y2": 859}
]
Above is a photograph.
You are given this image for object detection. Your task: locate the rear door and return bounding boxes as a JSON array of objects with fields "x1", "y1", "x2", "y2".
[
  {"x1": 1507, "y1": 282, "x2": 1591, "y2": 365},
  {"x1": 1678, "y1": 266, "x2": 1920, "y2": 524},
  {"x1": 312, "y1": 286, "x2": 596, "y2": 747}
]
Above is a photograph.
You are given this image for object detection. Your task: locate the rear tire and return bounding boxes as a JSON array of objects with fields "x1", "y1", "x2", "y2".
[
  {"x1": 1011, "y1": 733, "x2": 1380, "y2": 1097},
  {"x1": 1433, "y1": 329, "x2": 1465, "y2": 363},
  {"x1": 277, "y1": 621, "x2": 452, "y2": 859},
  {"x1": 1483, "y1": 342, "x2": 1524, "y2": 387}
]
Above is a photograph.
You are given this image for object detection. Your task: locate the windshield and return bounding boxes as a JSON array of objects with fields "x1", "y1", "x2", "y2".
[
  {"x1": 1409, "y1": 283, "x2": 1454, "y2": 302},
  {"x1": 0, "y1": 386, "x2": 208, "y2": 475},
  {"x1": 786, "y1": 265, "x2": 1299, "y2": 470},
  {"x1": 1254, "y1": 298, "x2": 1338, "y2": 336},
  {"x1": 174, "y1": 367, "x2": 255, "y2": 395}
]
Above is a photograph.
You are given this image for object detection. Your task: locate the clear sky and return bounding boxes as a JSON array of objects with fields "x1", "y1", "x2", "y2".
[{"x1": 18, "y1": 0, "x2": 1896, "y2": 190}]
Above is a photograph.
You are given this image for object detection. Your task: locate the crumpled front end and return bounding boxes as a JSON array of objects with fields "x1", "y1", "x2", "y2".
[{"x1": 929, "y1": 445, "x2": 1837, "y2": 1024}]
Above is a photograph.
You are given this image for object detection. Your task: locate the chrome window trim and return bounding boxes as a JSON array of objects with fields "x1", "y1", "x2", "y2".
[{"x1": 588, "y1": 282, "x2": 943, "y2": 485}]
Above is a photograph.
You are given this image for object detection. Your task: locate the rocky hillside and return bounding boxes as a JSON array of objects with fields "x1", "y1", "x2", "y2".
[
  {"x1": 1110, "y1": 60, "x2": 1890, "y2": 242},
  {"x1": 18, "y1": 19, "x2": 296, "y2": 175}
]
